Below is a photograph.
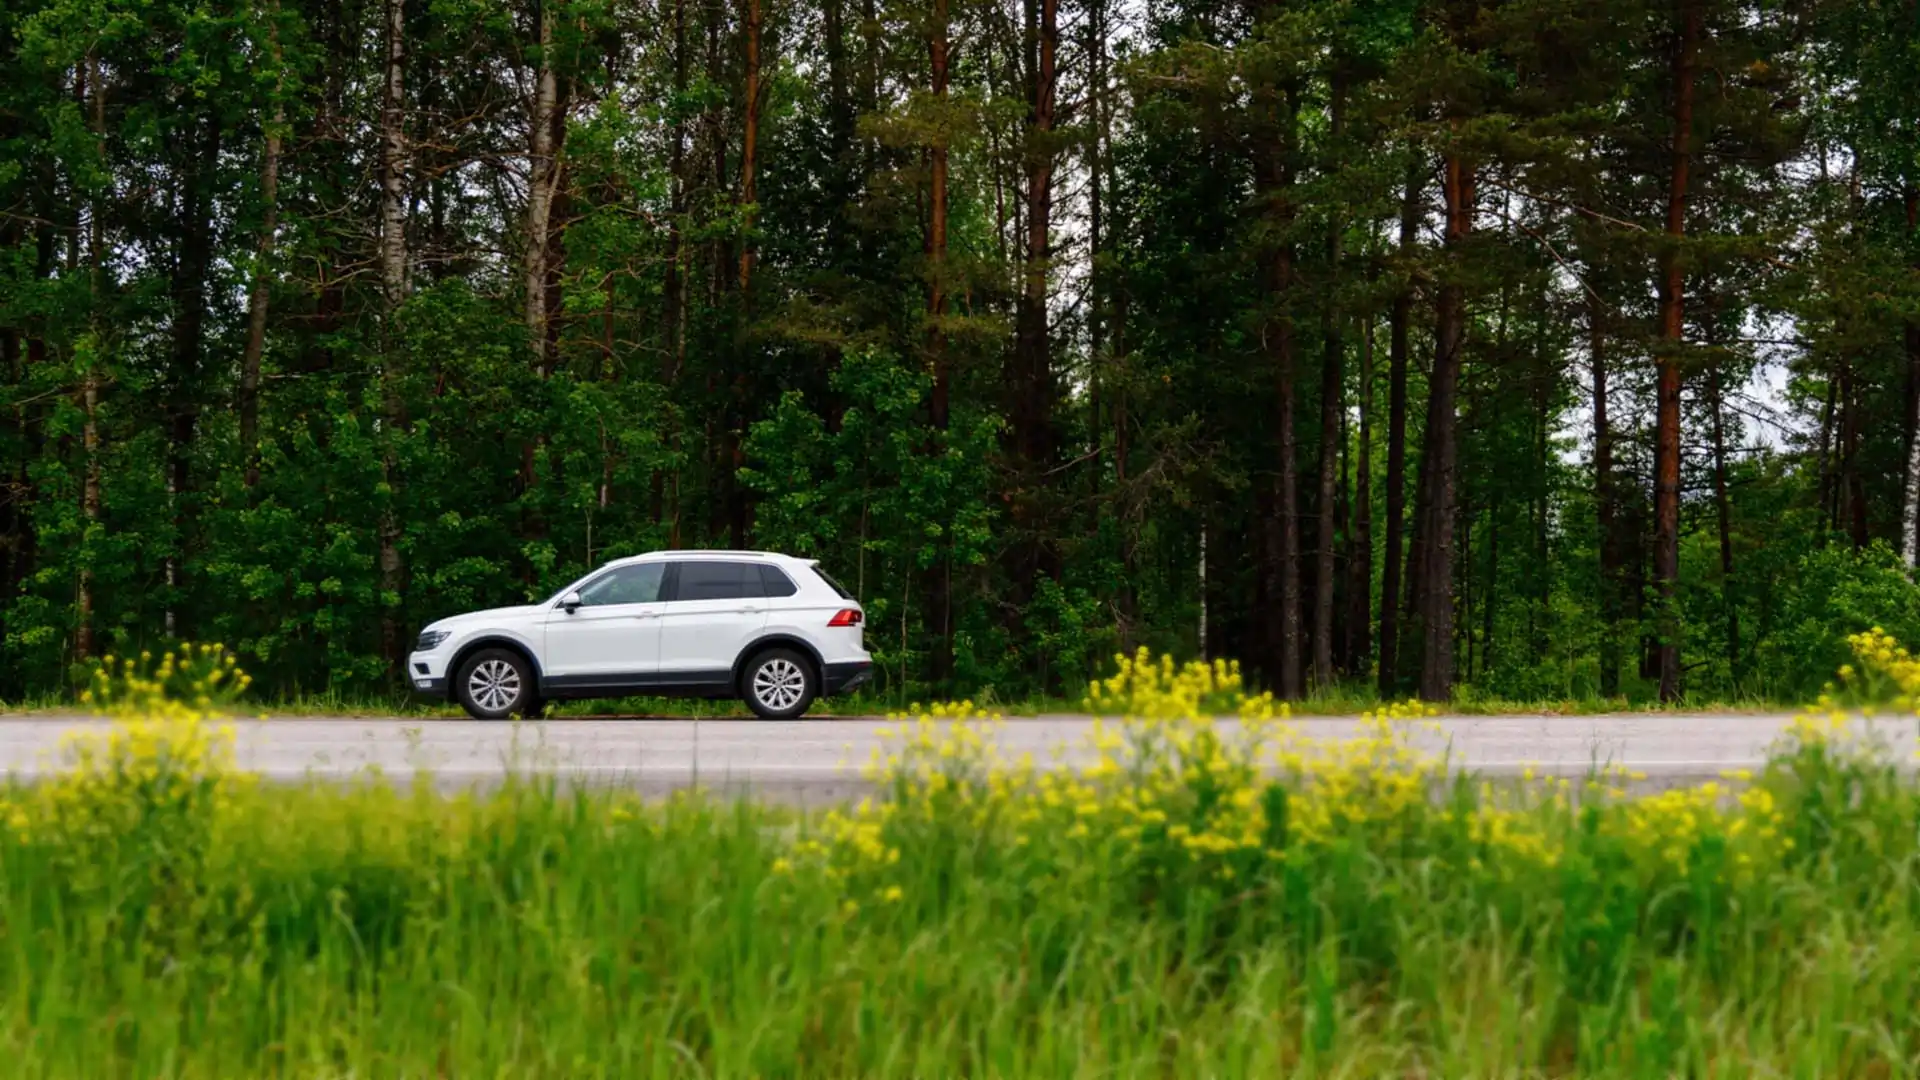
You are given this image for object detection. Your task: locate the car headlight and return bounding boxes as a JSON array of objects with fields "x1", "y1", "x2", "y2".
[{"x1": 415, "y1": 630, "x2": 450, "y2": 652}]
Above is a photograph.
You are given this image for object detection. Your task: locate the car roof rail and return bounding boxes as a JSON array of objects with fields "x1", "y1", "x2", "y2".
[{"x1": 616, "y1": 549, "x2": 782, "y2": 560}]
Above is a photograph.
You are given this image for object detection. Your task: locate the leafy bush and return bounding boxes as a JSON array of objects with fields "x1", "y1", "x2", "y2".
[{"x1": 1760, "y1": 541, "x2": 1920, "y2": 699}]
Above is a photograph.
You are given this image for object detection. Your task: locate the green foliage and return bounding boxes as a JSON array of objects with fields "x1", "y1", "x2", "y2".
[
  {"x1": 1761, "y1": 543, "x2": 1920, "y2": 700},
  {"x1": 1, "y1": 0, "x2": 1918, "y2": 710}
]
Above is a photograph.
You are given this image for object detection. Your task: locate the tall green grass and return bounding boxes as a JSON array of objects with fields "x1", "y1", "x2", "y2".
[
  {"x1": 3, "y1": 644, "x2": 1919, "y2": 1076},
  {"x1": 0, "y1": 735, "x2": 1916, "y2": 1075}
]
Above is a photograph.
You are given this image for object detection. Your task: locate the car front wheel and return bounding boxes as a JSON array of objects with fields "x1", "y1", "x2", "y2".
[
  {"x1": 456, "y1": 648, "x2": 538, "y2": 720},
  {"x1": 743, "y1": 648, "x2": 817, "y2": 720}
]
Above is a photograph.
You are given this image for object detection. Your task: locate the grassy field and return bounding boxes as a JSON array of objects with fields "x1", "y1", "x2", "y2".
[{"x1": 2, "y1": 645, "x2": 1919, "y2": 1076}]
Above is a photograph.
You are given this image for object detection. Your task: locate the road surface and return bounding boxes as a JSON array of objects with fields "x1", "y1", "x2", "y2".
[{"x1": 2, "y1": 711, "x2": 1912, "y2": 802}]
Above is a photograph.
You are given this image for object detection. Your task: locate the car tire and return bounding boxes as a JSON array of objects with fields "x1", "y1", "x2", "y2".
[
  {"x1": 742, "y1": 648, "x2": 817, "y2": 720},
  {"x1": 456, "y1": 648, "x2": 538, "y2": 720}
]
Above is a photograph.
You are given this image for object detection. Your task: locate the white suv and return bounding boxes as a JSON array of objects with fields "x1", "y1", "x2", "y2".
[{"x1": 407, "y1": 551, "x2": 872, "y2": 720}]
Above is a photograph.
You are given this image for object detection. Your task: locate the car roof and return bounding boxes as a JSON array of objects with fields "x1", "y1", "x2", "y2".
[{"x1": 604, "y1": 549, "x2": 802, "y2": 566}]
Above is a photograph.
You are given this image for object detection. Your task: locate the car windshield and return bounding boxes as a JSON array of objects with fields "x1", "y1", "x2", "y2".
[{"x1": 545, "y1": 570, "x2": 607, "y2": 606}]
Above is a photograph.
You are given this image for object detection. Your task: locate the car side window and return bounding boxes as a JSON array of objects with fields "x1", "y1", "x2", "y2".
[
  {"x1": 576, "y1": 562, "x2": 665, "y2": 607},
  {"x1": 672, "y1": 561, "x2": 764, "y2": 601},
  {"x1": 759, "y1": 564, "x2": 798, "y2": 597}
]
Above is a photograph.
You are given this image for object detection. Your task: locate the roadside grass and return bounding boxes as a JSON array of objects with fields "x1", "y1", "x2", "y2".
[
  {"x1": 2, "y1": 641, "x2": 1920, "y2": 1074},
  {"x1": 4, "y1": 685, "x2": 1800, "y2": 720}
]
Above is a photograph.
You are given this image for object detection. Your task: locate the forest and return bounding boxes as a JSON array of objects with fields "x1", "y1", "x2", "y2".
[{"x1": 1, "y1": 0, "x2": 1918, "y2": 705}]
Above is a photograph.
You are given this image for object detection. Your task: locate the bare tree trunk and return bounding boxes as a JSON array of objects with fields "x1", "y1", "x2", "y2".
[
  {"x1": 1314, "y1": 318, "x2": 1341, "y2": 690},
  {"x1": 1590, "y1": 294, "x2": 1617, "y2": 697},
  {"x1": 1254, "y1": 77, "x2": 1303, "y2": 699},
  {"x1": 1348, "y1": 317, "x2": 1374, "y2": 677},
  {"x1": 1707, "y1": 363, "x2": 1740, "y2": 684},
  {"x1": 380, "y1": 0, "x2": 408, "y2": 306},
  {"x1": 1477, "y1": 495, "x2": 1499, "y2": 678},
  {"x1": 1653, "y1": 3, "x2": 1699, "y2": 703},
  {"x1": 1843, "y1": 370, "x2": 1868, "y2": 548},
  {"x1": 1085, "y1": 0, "x2": 1105, "y2": 504},
  {"x1": 1007, "y1": 0, "x2": 1060, "y2": 601},
  {"x1": 924, "y1": 0, "x2": 953, "y2": 688},
  {"x1": 1415, "y1": 137, "x2": 1473, "y2": 703},
  {"x1": 1904, "y1": 185, "x2": 1920, "y2": 567},
  {"x1": 1088, "y1": 0, "x2": 1133, "y2": 645},
  {"x1": 160, "y1": 104, "x2": 220, "y2": 642},
  {"x1": 738, "y1": 0, "x2": 761, "y2": 291},
  {"x1": 377, "y1": 0, "x2": 409, "y2": 673},
  {"x1": 1532, "y1": 302, "x2": 1550, "y2": 660},
  {"x1": 1378, "y1": 159, "x2": 1418, "y2": 697},
  {"x1": 76, "y1": 51, "x2": 107, "y2": 664},
  {"x1": 656, "y1": 0, "x2": 689, "y2": 539},
  {"x1": 240, "y1": 7, "x2": 286, "y2": 490},
  {"x1": 1817, "y1": 377, "x2": 1837, "y2": 531},
  {"x1": 1311, "y1": 67, "x2": 1345, "y2": 690},
  {"x1": 524, "y1": 1, "x2": 561, "y2": 375}
]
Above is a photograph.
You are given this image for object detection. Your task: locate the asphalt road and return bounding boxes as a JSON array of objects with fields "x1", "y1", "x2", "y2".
[{"x1": 2, "y1": 711, "x2": 1911, "y2": 802}]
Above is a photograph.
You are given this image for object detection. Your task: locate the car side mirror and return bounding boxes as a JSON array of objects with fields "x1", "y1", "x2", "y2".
[{"x1": 561, "y1": 590, "x2": 582, "y2": 613}]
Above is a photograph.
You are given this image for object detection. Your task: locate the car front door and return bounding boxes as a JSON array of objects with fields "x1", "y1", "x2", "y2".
[
  {"x1": 656, "y1": 560, "x2": 771, "y2": 682},
  {"x1": 542, "y1": 562, "x2": 668, "y2": 687}
]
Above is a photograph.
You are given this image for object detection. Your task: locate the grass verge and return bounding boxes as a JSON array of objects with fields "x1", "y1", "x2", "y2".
[{"x1": 1, "y1": 644, "x2": 1917, "y2": 1075}]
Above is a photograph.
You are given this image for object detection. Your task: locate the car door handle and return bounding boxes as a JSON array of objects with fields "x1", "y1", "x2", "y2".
[
  {"x1": 736, "y1": 605, "x2": 761, "y2": 614},
  {"x1": 632, "y1": 612, "x2": 659, "y2": 620}
]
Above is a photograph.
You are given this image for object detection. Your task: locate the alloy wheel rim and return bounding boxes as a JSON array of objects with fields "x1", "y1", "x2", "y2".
[
  {"x1": 469, "y1": 659, "x2": 522, "y2": 713},
  {"x1": 753, "y1": 658, "x2": 806, "y2": 712}
]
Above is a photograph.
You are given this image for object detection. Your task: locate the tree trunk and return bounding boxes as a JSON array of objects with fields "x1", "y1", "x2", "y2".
[
  {"x1": 1415, "y1": 139, "x2": 1473, "y2": 703},
  {"x1": 924, "y1": 0, "x2": 953, "y2": 688},
  {"x1": 240, "y1": 10, "x2": 285, "y2": 491},
  {"x1": 1314, "y1": 319, "x2": 1341, "y2": 690},
  {"x1": 1086, "y1": 0, "x2": 1105, "y2": 484},
  {"x1": 1255, "y1": 81, "x2": 1303, "y2": 699},
  {"x1": 1530, "y1": 279, "x2": 1550, "y2": 660},
  {"x1": 1312, "y1": 67, "x2": 1345, "y2": 690},
  {"x1": 525, "y1": 1, "x2": 562, "y2": 376},
  {"x1": 1653, "y1": 3, "x2": 1699, "y2": 703},
  {"x1": 1707, "y1": 363, "x2": 1740, "y2": 684},
  {"x1": 1843, "y1": 369, "x2": 1868, "y2": 548},
  {"x1": 1099, "y1": 3, "x2": 1134, "y2": 647},
  {"x1": 738, "y1": 0, "x2": 761, "y2": 291},
  {"x1": 1008, "y1": 0, "x2": 1060, "y2": 595},
  {"x1": 1378, "y1": 159, "x2": 1418, "y2": 697},
  {"x1": 164, "y1": 116, "x2": 220, "y2": 640},
  {"x1": 656, "y1": 0, "x2": 689, "y2": 539},
  {"x1": 76, "y1": 51, "x2": 107, "y2": 664},
  {"x1": 1817, "y1": 376, "x2": 1836, "y2": 532},
  {"x1": 1347, "y1": 317, "x2": 1374, "y2": 677},
  {"x1": 378, "y1": 0, "x2": 409, "y2": 673},
  {"x1": 1904, "y1": 185, "x2": 1920, "y2": 567},
  {"x1": 380, "y1": 0, "x2": 408, "y2": 308},
  {"x1": 1482, "y1": 496, "x2": 1498, "y2": 677}
]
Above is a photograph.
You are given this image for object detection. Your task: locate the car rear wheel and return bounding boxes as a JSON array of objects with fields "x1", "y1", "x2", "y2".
[
  {"x1": 456, "y1": 648, "x2": 538, "y2": 720},
  {"x1": 743, "y1": 648, "x2": 817, "y2": 720}
]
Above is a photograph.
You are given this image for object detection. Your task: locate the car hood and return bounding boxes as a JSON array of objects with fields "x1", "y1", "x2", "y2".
[{"x1": 425, "y1": 605, "x2": 546, "y2": 632}]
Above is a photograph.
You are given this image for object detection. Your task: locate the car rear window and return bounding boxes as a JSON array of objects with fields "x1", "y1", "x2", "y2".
[
  {"x1": 673, "y1": 561, "x2": 764, "y2": 601},
  {"x1": 810, "y1": 563, "x2": 855, "y2": 600},
  {"x1": 759, "y1": 564, "x2": 798, "y2": 598}
]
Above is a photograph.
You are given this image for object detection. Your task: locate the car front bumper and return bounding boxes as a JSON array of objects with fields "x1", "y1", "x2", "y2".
[{"x1": 407, "y1": 651, "x2": 450, "y2": 696}]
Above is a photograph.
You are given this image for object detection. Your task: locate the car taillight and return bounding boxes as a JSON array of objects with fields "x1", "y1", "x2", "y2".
[{"x1": 828, "y1": 609, "x2": 863, "y2": 627}]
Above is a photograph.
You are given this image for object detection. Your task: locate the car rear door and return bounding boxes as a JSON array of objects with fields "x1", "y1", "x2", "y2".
[{"x1": 655, "y1": 560, "x2": 772, "y2": 681}]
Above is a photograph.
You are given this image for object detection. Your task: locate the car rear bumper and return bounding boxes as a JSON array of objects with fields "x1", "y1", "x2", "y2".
[{"x1": 822, "y1": 660, "x2": 873, "y2": 695}]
